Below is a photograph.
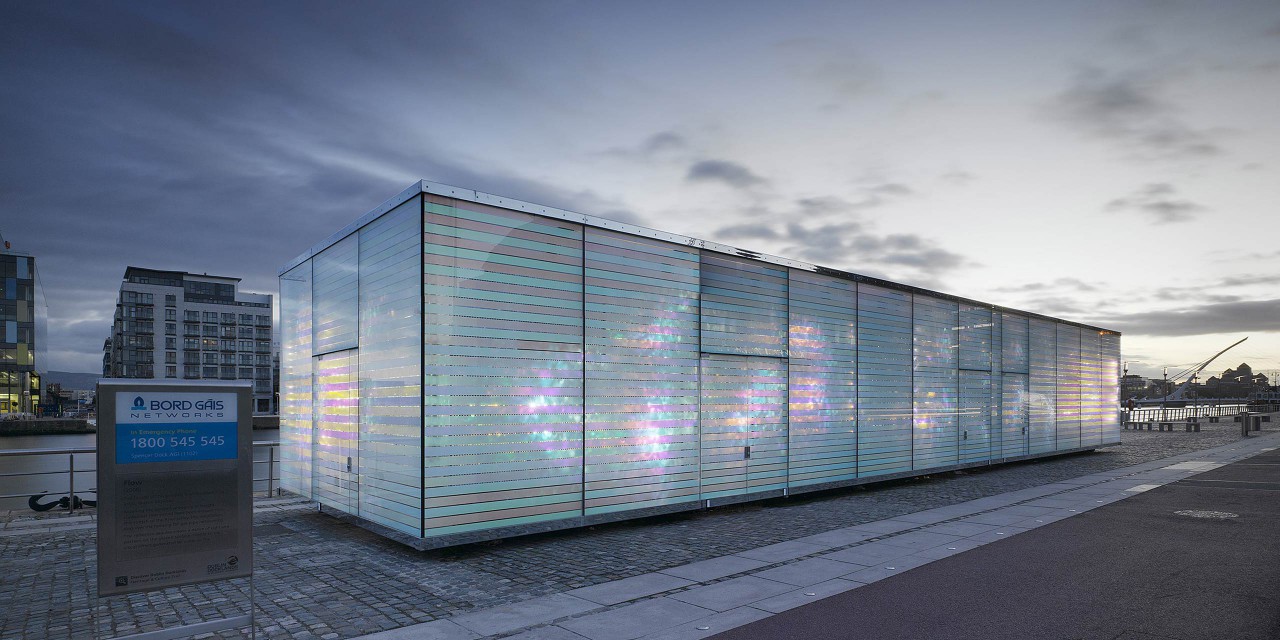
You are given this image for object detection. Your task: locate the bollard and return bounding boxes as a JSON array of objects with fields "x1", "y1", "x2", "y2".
[{"x1": 1241, "y1": 411, "x2": 1251, "y2": 437}]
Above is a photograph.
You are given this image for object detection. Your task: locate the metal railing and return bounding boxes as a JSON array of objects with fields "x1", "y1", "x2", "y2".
[
  {"x1": 0, "y1": 440, "x2": 281, "y2": 515},
  {"x1": 1122, "y1": 403, "x2": 1278, "y2": 424}
]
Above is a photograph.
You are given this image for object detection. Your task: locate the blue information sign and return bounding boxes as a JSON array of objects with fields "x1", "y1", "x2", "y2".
[{"x1": 113, "y1": 391, "x2": 240, "y2": 464}]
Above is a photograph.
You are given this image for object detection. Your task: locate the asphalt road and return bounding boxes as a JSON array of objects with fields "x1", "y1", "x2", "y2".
[{"x1": 713, "y1": 448, "x2": 1280, "y2": 640}]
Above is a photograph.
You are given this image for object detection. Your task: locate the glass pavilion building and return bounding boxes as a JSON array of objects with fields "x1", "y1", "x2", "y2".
[{"x1": 279, "y1": 181, "x2": 1121, "y2": 548}]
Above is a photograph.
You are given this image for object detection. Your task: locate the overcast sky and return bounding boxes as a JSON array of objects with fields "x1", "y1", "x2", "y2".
[{"x1": 3, "y1": 0, "x2": 1278, "y2": 380}]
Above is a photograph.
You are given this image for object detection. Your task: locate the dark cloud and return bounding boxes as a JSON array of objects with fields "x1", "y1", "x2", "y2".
[
  {"x1": 0, "y1": 3, "x2": 644, "y2": 372},
  {"x1": 940, "y1": 170, "x2": 976, "y2": 185},
  {"x1": 714, "y1": 214, "x2": 967, "y2": 278},
  {"x1": 604, "y1": 131, "x2": 688, "y2": 160},
  {"x1": 1048, "y1": 66, "x2": 1224, "y2": 159},
  {"x1": 1105, "y1": 183, "x2": 1206, "y2": 223},
  {"x1": 995, "y1": 278, "x2": 1099, "y2": 293},
  {"x1": 1099, "y1": 300, "x2": 1280, "y2": 337},
  {"x1": 686, "y1": 159, "x2": 767, "y2": 189}
]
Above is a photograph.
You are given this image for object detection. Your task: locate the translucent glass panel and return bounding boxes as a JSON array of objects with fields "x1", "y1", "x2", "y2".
[
  {"x1": 357, "y1": 197, "x2": 423, "y2": 535},
  {"x1": 788, "y1": 272, "x2": 856, "y2": 487},
  {"x1": 279, "y1": 262, "x2": 313, "y2": 498},
  {"x1": 1001, "y1": 373, "x2": 1029, "y2": 457},
  {"x1": 958, "y1": 305, "x2": 992, "y2": 372},
  {"x1": 1001, "y1": 313, "x2": 1029, "y2": 374},
  {"x1": 583, "y1": 229, "x2": 701, "y2": 515},
  {"x1": 422, "y1": 197, "x2": 584, "y2": 536},
  {"x1": 700, "y1": 254, "x2": 788, "y2": 357},
  {"x1": 1100, "y1": 332, "x2": 1121, "y2": 444},
  {"x1": 313, "y1": 349, "x2": 358, "y2": 515},
  {"x1": 959, "y1": 371, "x2": 992, "y2": 463},
  {"x1": 857, "y1": 285, "x2": 912, "y2": 476},
  {"x1": 990, "y1": 312, "x2": 1003, "y2": 455},
  {"x1": 699, "y1": 355, "x2": 788, "y2": 500},
  {"x1": 1078, "y1": 330, "x2": 1102, "y2": 447},
  {"x1": 1028, "y1": 319, "x2": 1057, "y2": 454},
  {"x1": 913, "y1": 295, "x2": 957, "y2": 470},
  {"x1": 312, "y1": 234, "x2": 359, "y2": 354},
  {"x1": 1056, "y1": 324, "x2": 1081, "y2": 450}
]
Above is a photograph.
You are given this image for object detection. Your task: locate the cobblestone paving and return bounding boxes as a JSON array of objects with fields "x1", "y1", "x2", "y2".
[{"x1": 1, "y1": 421, "x2": 1270, "y2": 640}]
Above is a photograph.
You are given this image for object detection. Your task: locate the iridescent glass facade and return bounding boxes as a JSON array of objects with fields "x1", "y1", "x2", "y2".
[{"x1": 280, "y1": 182, "x2": 1122, "y2": 548}]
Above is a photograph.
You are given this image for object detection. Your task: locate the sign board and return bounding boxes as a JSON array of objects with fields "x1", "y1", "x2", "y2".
[{"x1": 97, "y1": 380, "x2": 253, "y2": 596}]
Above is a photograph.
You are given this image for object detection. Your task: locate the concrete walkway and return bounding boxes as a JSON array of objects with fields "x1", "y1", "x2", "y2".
[{"x1": 357, "y1": 432, "x2": 1280, "y2": 640}]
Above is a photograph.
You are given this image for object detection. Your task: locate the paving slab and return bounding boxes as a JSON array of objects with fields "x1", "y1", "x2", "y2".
[
  {"x1": 451, "y1": 593, "x2": 599, "y2": 636},
  {"x1": 748, "y1": 578, "x2": 865, "y2": 614},
  {"x1": 821, "y1": 541, "x2": 915, "y2": 566},
  {"x1": 668, "y1": 576, "x2": 795, "y2": 612},
  {"x1": 732, "y1": 539, "x2": 827, "y2": 563},
  {"x1": 642, "y1": 607, "x2": 773, "y2": 640},
  {"x1": 567, "y1": 573, "x2": 694, "y2": 606},
  {"x1": 559, "y1": 598, "x2": 712, "y2": 640},
  {"x1": 658, "y1": 556, "x2": 769, "y2": 583},
  {"x1": 751, "y1": 558, "x2": 864, "y2": 587}
]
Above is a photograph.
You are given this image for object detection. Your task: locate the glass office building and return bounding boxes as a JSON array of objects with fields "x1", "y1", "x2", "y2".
[
  {"x1": 279, "y1": 181, "x2": 1121, "y2": 548},
  {"x1": 1, "y1": 247, "x2": 46, "y2": 415}
]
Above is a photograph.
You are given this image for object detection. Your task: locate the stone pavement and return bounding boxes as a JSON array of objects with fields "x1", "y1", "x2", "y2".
[
  {"x1": 0, "y1": 418, "x2": 1274, "y2": 640},
  {"x1": 354, "y1": 430, "x2": 1280, "y2": 640}
]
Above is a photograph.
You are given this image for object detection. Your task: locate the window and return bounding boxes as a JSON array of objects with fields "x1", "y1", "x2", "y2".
[
  {"x1": 165, "y1": 322, "x2": 176, "y2": 335},
  {"x1": 202, "y1": 366, "x2": 218, "y2": 378},
  {"x1": 239, "y1": 340, "x2": 253, "y2": 351},
  {"x1": 203, "y1": 311, "x2": 218, "y2": 322},
  {"x1": 201, "y1": 338, "x2": 217, "y2": 349},
  {"x1": 183, "y1": 365, "x2": 199, "y2": 379},
  {"x1": 202, "y1": 324, "x2": 218, "y2": 337},
  {"x1": 184, "y1": 352, "x2": 200, "y2": 364},
  {"x1": 123, "y1": 291, "x2": 137, "y2": 303},
  {"x1": 203, "y1": 352, "x2": 218, "y2": 364},
  {"x1": 221, "y1": 312, "x2": 236, "y2": 324},
  {"x1": 255, "y1": 367, "x2": 271, "y2": 380},
  {"x1": 165, "y1": 308, "x2": 176, "y2": 321},
  {"x1": 184, "y1": 337, "x2": 200, "y2": 349},
  {"x1": 255, "y1": 354, "x2": 270, "y2": 365},
  {"x1": 220, "y1": 365, "x2": 235, "y2": 379},
  {"x1": 221, "y1": 353, "x2": 236, "y2": 364},
  {"x1": 165, "y1": 366, "x2": 176, "y2": 378},
  {"x1": 239, "y1": 353, "x2": 254, "y2": 365},
  {"x1": 184, "y1": 323, "x2": 199, "y2": 336},
  {"x1": 238, "y1": 326, "x2": 254, "y2": 339},
  {"x1": 239, "y1": 314, "x2": 253, "y2": 324},
  {"x1": 239, "y1": 367, "x2": 254, "y2": 379},
  {"x1": 165, "y1": 294, "x2": 176, "y2": 307},
  {"x1": 220, "y1": 339, "x2": 235, "y2": 351},
  {"x1": 184, "y1": 310, "x2": 199, "y2": 322},
  {"x1": 255, "y1": 328, "x2": 271, "y2": 340},
  {"x1": 256, "y1": 315, "x2": 271, "y2": 326},
  {"x1": 256, "y1": 341, "x2": 270, "y2": 352},
  {"x1": 165, "y1": 337, "x2": 176, "y2": 350},
  {"x1": 165, "y1": 352, "x2": 176, "y2": 364},
  {"x1": 140, "y1": 293, "x2": 153, "y2": 304},
  {"x1": 256, "y1": 399, "x2": 271, "y2": 413}
]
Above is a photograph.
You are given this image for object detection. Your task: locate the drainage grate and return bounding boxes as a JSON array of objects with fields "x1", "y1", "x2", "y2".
[{"x1": 1173, "y1": 510, "x2": 1239, "y2": 519}]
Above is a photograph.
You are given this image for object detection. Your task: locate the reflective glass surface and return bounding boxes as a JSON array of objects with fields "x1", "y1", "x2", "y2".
[
  {"x1": 422, "y1": 196, "x2": 584, "y2": 536},
  {"x1": 279, "y1": 262, "x2": 313, "y2": 498},
  {"x1": 1056, "y1": 324, "x2": 1082, "y2": 450},
  {"x1": 857, "y1": 285, "x2": 912, "y2": 476},
  {"x1": 583, "y1": 229, "x2": 701, "y2": 515},
  {"x1": 358, "y1": 197, "x2": 423, "y2": 535},
  {"x1": 312, "y1": 234, "x2": 359, "y2": 354},
  {"x1": 1028, "y1": 319, "x2": 1058, "y2": 454},
  {"x1": 913, "y1": 295, "x2": 957, "y2": 470},
  {"x1": 787, "y1": 272, "x2": 856, "y2": 487}
]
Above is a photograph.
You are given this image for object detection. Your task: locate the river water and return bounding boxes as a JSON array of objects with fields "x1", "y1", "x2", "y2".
[{"x1": 0, "y1": 428, "x2": 280, "y2": 512}]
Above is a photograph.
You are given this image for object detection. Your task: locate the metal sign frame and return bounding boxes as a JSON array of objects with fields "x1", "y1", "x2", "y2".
[{"x1": 96, "y1": 379, "x2": 254, "y2": 638}]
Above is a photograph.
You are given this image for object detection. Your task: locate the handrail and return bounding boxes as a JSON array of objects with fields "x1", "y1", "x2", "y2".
[{"x1": 0, "y1": 441, "x2": 282, "y2": 515}]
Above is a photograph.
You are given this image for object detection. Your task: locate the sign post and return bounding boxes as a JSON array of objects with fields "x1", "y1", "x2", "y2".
[{"x1": 97, "y1": 379, "x2": 254, "y2": 638}]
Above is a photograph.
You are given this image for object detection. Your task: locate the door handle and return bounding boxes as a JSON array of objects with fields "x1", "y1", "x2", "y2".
[
  {"x1": 743, "y1": 445, "x2": 751, "y2": 460},
  {"x1": 346, "y1": 456, "x2": 352, "y2": 473}
]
